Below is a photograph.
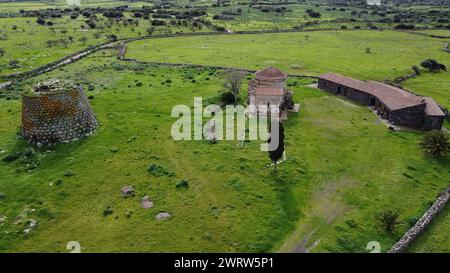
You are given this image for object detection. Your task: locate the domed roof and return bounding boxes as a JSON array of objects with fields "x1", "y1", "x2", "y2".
[{"x1": 255, "y1": 66, "x2": 287, "y2": 80}]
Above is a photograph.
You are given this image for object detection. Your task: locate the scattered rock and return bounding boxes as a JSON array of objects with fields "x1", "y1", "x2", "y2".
[
  {"x1": 141, "y1": 196, "x2": 154, "y2": 209},
  {"x1": 24, "y1": 219, "x2": 38, "y2": 233},
  {"x1": 0, "y1": 216, "x2": 6, "y2": 225},
  {"x1": 110, "y1": 147, "x2": 119, "y2": 153},
  {"x1": 121, "y1": 185, "x2": 135, "y2": 198},
  {"x1": 0, "y1": 192, "x2": 5, "y2": 200},
  {"x1": 155, "y1": 212, "x2": 171, "y2": 221},
  {"x1": 64, "y1": 171, "x2": 74, "y2": 177}
]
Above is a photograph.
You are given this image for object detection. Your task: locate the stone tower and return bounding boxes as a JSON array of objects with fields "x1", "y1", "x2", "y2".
[{"x1": 21, "y1": 79, "x2": 98, "y2": 145}]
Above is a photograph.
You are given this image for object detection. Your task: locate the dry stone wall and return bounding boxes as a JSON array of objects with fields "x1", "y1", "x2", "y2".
[
  {"x1": 389, "y1": 185, "x2": 450, "y2": 253},
  {"x1": 22, "y1": 86, "x2": 98, "y2": 145}
]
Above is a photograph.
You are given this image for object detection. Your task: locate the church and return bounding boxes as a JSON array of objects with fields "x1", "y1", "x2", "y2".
[{"x1": 247, "y1": 66, "x2": 299, "y2": 120}]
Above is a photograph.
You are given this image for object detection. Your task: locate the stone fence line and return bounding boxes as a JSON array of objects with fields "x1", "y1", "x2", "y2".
[
  {"x1": 119, "y1": 58, "x2": 319, "y2": 80},
  {"x1": 389, "y1": 185, "x2": 450, "y2": 253}
]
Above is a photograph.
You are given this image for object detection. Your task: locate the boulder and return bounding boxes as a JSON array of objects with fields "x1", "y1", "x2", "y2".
[
  {"x1": 155, "y1": 212, "x2": 171, "y2": 221},
  {"x1": 141, "y1": 196, "x2": 153, "y2": 209},
  {"x1": 121, "y1": 185, "x2": 135, "y2": 198}
]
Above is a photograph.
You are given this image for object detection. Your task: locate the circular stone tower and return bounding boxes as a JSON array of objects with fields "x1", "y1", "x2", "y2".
[{"x1": 21, "y1": 79, "x2": 98, "y2": 145}]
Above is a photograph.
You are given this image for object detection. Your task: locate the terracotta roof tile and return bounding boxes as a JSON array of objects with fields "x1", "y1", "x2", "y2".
[
  {"x1": 255, "y1": 87, "x2": 284, "y2": 96},
  {"x1": 423, "y1": 97, "x2": 445, "y2": 116},
  {"x1": 255, "y1": 66, "x2": 287, "y2": 80},
  {"x1": 319, "y1": 73, "x2": 425, "y2": 110}
]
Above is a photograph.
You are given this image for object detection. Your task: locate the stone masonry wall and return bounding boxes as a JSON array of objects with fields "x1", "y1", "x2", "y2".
[
  {"x1": 22, "y1": 87, "x2": 98, "y2": 145},
  {"x1": 389, "y1": 185, "x2": 450, "y2": 253}
]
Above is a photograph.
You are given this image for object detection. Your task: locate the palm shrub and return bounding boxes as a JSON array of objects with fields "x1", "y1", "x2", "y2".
[
  {"x1": 379, "y1": 209, "x2": 401, "y2": 232},
  {"x1": 418, "y1": 130, "x2": 450, "y2": 158}
]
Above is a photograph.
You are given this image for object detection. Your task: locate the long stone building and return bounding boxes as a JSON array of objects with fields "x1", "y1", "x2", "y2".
[{"x1": 318, "y1": 73, "x2": 445, "y2": 130}]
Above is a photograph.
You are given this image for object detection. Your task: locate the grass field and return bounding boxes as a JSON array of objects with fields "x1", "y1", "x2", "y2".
[
  {"x1": 0, "y1": 51, "x2": 449, "y2": 252},
  {"x1": 408, "y1": 204, "x2": 450, "y2": 253},
  {"x1": 126, "y1": 30, "x2": 450, "y2": 108},
  {"x1": 0, "y1": 15, "x2": 208, "y2": 76}
]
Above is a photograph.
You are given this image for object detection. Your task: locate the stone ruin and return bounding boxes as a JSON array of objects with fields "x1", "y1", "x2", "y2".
[{"x1": 21, "y1": 79, "x2": 98, "y2": 146}]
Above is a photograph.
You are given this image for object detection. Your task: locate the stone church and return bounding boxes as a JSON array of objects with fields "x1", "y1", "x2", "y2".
[{"x1": 247, "y1": 66, "x2": 298, "y2": 120}]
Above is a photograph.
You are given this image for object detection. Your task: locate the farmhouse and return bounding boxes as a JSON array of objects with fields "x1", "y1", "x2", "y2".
[
  {"x1": 247, "y1": 66, "x2": 298, "y2": 120},
  {"x1": 318, "y1": 73, "x2": 445, "y2": 130}
]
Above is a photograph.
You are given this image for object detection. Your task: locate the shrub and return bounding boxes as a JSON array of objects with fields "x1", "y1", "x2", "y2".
[
  {"x1": 2, "y1": 153, "x2": 20, "y2": 162},
  {"x1": 221, "y1": 91, "x2": 235, "y2": 105},
  {"x1": 103, "y1": 206, "x2": 113, "y2": 216},
  {"x1": 418, "y1": 130, "x2": 450, "y2": 157},
  {"x1": 148, "y1": 163, "x2": 174, "y2": 177},
  {"x1": 379, "y1": 209, "x2": 401, "y2": 232},
  {"x1": 420, "y1": 59, "x2": 446, "y2": 72},
  {"x1": 176, "y1": 179, "x2": 189, "y2": 189}
]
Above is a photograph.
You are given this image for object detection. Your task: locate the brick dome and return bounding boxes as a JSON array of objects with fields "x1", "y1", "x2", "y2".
[{"x1": 255, "y1": 66, "x2": 287, "y2": 81}]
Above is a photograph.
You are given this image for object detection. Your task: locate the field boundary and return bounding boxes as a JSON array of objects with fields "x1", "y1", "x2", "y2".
[
  {"x1": 119, "y1": 58, "x2": 319, "y2": 80},
  {"x1": 1, "y1": 28, "x2": 444, "y2": 84},
  {"x1": 389, "y1": 185, "x2": 450, "y2": 253}
]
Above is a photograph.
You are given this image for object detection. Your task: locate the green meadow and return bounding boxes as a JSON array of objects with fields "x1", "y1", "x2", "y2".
[
  {"x1": 126, "y1": 30, "x2": 450, "y2": 108},
  {"x1": 0, "y1": 14, "x2": 207, "y2": 76},
  {"x1": 0, "y1": 51, "x2": 449, "y2": 252}
]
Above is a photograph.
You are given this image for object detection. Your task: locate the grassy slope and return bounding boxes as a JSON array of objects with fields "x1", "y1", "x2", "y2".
[
  {"x1": 126, "y1": 30, "x2": 450, "y2": 108},
  {"x1": 0, "y1": 52, "x2": 449, "y2": 252}
]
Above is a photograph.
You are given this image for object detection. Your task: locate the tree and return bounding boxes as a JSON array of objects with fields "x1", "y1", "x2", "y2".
[
  {"x1": 0, "y1": 48, "x2": 5, "y2": 57},
  {"x1": 420, "y1": 59, "x2": 447, "y2": 72},
  {"x1": 268, "y1": 121, "x2": 285, "y2": 175},
  {"x1": 225, "y1": 70, "x2": 244, "y2": 106},
  {"x1": 379, "y1": 209, "x2": 401, "y2": 232},
  {"x1": 365, "y1": 47, "x2": 371, "y2": 54},
  {"x1": 418, "y1": 130, "x2": 450, "y2": 158}
]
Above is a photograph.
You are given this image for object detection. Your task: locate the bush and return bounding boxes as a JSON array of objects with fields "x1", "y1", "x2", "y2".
[
  {"x1": 379, "y1": 209, "x2": 401, "y2": 232},
  {"x1": 176, "y1": 179, "x2": 189, "y2": 189},
  {"x1": 221, "y1": 91, "x2": 235, "y2": 105},
  {"x1": 420, "y1": 59, "x2": 446, "y2": 72},
  {"x1": 148, "y1": 163, "x2": 174, "y2": 177},
  {"x1": 103, "y1": 206, "x2": 113, "y2": 216},
  {"x1": 2, "y1": 153, "x2": 20, "y2": 162},
  {"x1": 418, "y1": 130, "x2": 450, "y2": 157}
]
